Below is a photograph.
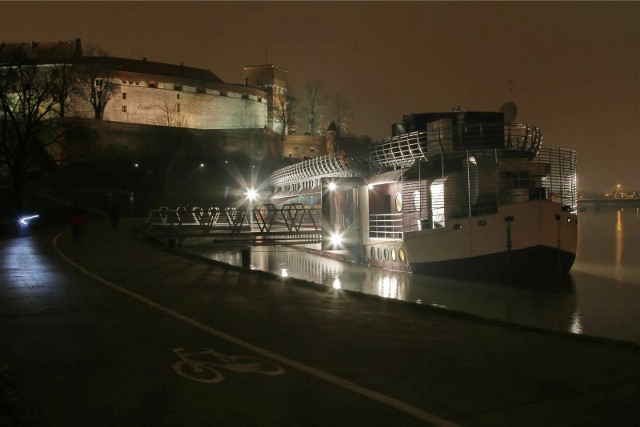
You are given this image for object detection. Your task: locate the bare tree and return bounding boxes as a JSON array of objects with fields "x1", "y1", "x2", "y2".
[
  {"x1": 334, "y1": 93, "x2": 352, "y2": 136},
  {"x1": 75, "y1": 46, "x2": 116, "y2": 120},
  {"x1": 0, "y1": 61, "x2": 72, "y2": 213},
  {"x1": 303, "y1": 79, "x2": 327, "y2": 136},
  {"x1": 286, "y1": 95, "x2": 298, "y2": 135},
  {"x1": 273, "y1": 89, "x2": 289, "y2": 139},
  {"x1": 156, "y1": 101, "x2": 188, "y2": 128}
]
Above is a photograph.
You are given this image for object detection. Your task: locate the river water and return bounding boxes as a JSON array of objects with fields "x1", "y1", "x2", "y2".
[{"x1": 191, "y1": 209, "x2": 640, "y2": 345}]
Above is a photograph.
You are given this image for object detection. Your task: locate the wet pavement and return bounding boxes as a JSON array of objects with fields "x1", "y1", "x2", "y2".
[{"x1": 1, "y1": 219, "x2": 640, "y2": 426}]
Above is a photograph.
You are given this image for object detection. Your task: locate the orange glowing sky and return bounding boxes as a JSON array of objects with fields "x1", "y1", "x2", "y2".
[{"x1": 1, "y1": 1, "x2": 637, "y2": 192}]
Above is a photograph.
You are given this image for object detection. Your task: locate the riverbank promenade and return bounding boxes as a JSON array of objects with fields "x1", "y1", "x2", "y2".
[{"x1": 2, "y1": 218, "x2": 639, "y2": 426}]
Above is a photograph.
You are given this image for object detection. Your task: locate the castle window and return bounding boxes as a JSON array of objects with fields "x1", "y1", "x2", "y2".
[
  {"x1": 122, "y1": 93, "x2": 127, "y2": 100},
  {"x1": 148, "y1": 81, "x2": 158, "y2": 88},
  {"x1": 174, "y1": 84, "x2": 183, "y2": 91},
  {"x1": 177, "y1": 104, "x2": 181, "y2": 112},
  {"x1": 310, "y1": 148, "x2": 315, "y2": 153},
  {"x1": 177, "y1": 94, "x2": 180, "y2": 100},
  {"x1": 122, "y1": 106, "x2": 127, "y2": 113}
]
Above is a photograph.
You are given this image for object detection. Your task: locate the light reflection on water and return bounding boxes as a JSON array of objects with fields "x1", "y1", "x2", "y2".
[{"x1": 190, "y1": 210, "x2": 640, "y2": 345}]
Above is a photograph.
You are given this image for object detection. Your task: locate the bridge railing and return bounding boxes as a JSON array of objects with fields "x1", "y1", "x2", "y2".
[{"x1": 146, "y1": 204, "x2": 321, "y2": 235}]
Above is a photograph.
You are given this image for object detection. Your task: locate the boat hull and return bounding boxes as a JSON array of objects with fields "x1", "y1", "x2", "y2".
[
  {"x1": 409, "y1": 244, "x2": 576, "y2": 280},
  {"x1": 399, "y1": 200, "x2": 578, "y2": 280}
]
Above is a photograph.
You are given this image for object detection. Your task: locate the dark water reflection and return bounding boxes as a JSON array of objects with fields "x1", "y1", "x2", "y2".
[{"x1": 191, "y1": 210, "x2": 640, "y2": 344}]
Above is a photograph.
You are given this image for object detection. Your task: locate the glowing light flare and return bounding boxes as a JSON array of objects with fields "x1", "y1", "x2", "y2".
[
  {"x1": 19, "y1": 215, "x2": 40, "y2": 226},
  {"x1": 245, "y1": 187, "x2": 258, "y2": 201},
  {"x1": 332, "y1": 277, "x2": 341, "y2": 289},
  {"x1": 280, "y1": 268, "x2": 289, "y2": 277},
  {"x1": 329, "y1": 232, "x2": 343, "y2": 247},
  {"x1": 328, "y1": 182, "x2": 337, "y2": 191}
]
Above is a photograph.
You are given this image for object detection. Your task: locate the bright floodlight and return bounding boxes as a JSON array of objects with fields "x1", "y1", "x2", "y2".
[
  {"x1": 328, "y1": 182, "x2": 337, "y2": 191},
  {"x1": 245, "y1": 187, "x2": 258, "y2": 201},
  {"x1": 330, "y1": 232, "x2": 342, "y2": 247}
]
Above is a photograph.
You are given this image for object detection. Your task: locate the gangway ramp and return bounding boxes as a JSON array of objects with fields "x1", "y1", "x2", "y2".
[{"x1": 145, "y1": 204, "x2": 322, "y2": 246}]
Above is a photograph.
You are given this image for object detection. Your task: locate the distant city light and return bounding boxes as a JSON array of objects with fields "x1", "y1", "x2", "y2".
[
  {"x1": 134, "y1": 163, "x2": 139, "y2": 167},
  {"x1": 200, "y1": 163, "x2": 205, "y2": 168}
]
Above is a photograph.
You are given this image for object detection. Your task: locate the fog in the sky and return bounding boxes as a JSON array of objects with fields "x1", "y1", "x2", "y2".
[{"x1": 1, "y1": 1, "x2": 637, "y2": 192}]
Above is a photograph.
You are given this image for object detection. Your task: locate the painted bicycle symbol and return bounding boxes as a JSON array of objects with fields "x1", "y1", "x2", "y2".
[{"x1": 171, "y1": 347, "x2": 286, "y2": 383}]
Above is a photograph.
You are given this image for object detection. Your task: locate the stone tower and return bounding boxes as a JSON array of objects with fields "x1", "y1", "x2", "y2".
[{"x1": 243, "y1": 64, "x2": 288, "y2": 134}]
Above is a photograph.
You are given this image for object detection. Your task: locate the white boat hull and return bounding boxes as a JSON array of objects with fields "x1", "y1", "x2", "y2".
[{"x1": 401, "y1": 200, "x2": 577, "y2": 278}]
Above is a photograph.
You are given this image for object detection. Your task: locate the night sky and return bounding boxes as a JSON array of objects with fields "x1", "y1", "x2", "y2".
[{"x1": 1, "y1": 1, "x2": 637, "y2": 192}]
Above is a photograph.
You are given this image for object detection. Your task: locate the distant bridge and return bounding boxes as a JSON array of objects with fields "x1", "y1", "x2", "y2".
[{"x1": 577, "y1": 197, "x2": 640, "y2": 211}]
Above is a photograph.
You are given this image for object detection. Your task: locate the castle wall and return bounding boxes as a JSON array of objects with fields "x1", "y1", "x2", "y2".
[{"x1": 67, "y1": 74, "x2": 268, "y2": 130}]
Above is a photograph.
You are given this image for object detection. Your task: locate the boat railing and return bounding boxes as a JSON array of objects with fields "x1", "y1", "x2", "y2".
[
  {"x1": 369, "y1": 213, "x2": 403, "y2": 240},
  {"x1": 268, "y1": 123, "x2": 543, "y2": 187},
  {"x1": 370, "y1": 123, "x2": 542, "y2": 168}
]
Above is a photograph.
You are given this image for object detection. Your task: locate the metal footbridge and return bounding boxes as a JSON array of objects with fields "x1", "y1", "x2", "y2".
[{"x1": 146, "y1": 204, "x2": 322, "y2": 246}]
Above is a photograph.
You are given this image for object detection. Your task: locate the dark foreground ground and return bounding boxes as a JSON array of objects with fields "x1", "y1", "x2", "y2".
[{"x1": 1, "y1": 219, "x2": 639, "y2": 426}]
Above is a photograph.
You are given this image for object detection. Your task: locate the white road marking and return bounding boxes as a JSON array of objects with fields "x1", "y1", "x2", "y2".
[{"x1": 53, "y1": 231, "x2": 459, "y2": 426}]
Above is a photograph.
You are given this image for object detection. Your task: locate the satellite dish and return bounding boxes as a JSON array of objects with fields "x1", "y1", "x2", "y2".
[{"x1": 499, "y1": 101, "x2": 518, "y2": 124}]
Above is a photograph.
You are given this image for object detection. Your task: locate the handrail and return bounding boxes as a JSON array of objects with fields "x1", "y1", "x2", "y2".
[{"x1": 269, "y1": 123, "x2": 542, "y2": 186}]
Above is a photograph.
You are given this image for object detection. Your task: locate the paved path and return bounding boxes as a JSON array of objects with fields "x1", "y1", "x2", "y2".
[{"x1": 1, "y1": 219, "x2": 640, "y2": 426}]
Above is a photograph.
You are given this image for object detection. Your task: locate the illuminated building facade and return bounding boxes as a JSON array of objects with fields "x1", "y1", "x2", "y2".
[{"x1": 1, "y1": 39, "x2": 273, "y2": 131}]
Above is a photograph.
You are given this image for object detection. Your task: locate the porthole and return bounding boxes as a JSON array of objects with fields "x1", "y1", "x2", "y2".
[
  {"x1": 370, "y1": 246, "x2": 375, "y2": 259},
  {"x1": 395, "y1": 192, "x2": 403, "y2": 212},
  {"x1": 391, "y1": 249, "x2": 397, "y2": 262},
  {"x1": 399, "y1": 249, "x2": 406, "y2": 263},
  {"x1": 413, "y1": 191, "x2": 421, "y2": 211},
  {"x1": 383, "y1": 248, "x2": 389, "y2": 260},
  {"x1": 453, "y1": 224, "x2": 462, "y2": 230},
  {"x1": 377, "y1": 247, "x2": 382, "y2": 259}
]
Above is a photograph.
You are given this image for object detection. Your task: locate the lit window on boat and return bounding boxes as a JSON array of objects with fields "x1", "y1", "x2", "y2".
[
  {"x1": 370, "y1": 246, "x2": 376, "y2": 259},
  {"x1": 391, "y1": 249, "x2": 397, "y2": 261},
  {"x1": 453, "y1": 224, "x2": 462, "y2": 230},
  {"x1": 383, "y1": 248, "x2": 389, "y2": 260},
  {"x1": 377, "y1": 247, "x2": 382, "y2": 259},
  {"x1": 478, "y1": 220, "x2": 487, "y2": 226},
  {"x1": 567, "y1": 217, "x2": 571, "y2": 223}
]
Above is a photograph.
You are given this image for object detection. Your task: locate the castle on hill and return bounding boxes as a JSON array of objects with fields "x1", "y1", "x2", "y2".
[{"x1": 0, "y1": 38, "x2": 289, "y2": 134}]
